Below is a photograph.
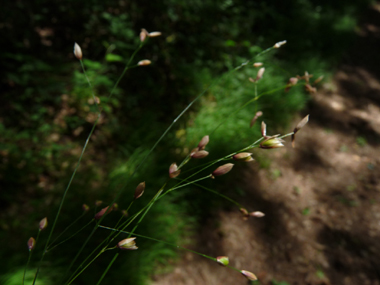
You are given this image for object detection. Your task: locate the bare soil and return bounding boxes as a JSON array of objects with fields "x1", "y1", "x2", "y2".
[{"x1": 152, "y1": 4, "x2": 380, "y2": 285}]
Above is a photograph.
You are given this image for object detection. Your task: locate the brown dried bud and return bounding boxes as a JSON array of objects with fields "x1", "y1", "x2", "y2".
[
  {"x1": 233, "y1": 153, "x2": 254, "y2": 162},
  {"x1": 313, "y1": 75, "x2": 324, "y2": 85},
  {"x1": 117, "y1": 237, "x2": 138, "y2": 250},
  {"x1": 240, "y1": 208, "x2": 249, "y2": 216},
  {"x1": 241, "y1": 270, "x2": 258, "y2": 281},
  {"x1": 250, "y1": 111, "x2": 263, "y2": 128},
  {"x1": 212, "y1": 163, "x2": 234, "y2": 177},
  {"x1": 216, "y1": 256, "x2": 229, "y2": 266},
  {"x1": 82, "y1": 204, "x2": 90, "y2": 212},
  {"x1": 292, "y1": 114, "x2": 309, "y2": 148},
  {"x1": 94, "y1": 206, "x2": 110, "y2": 220},
  {"x1": 138, "y1": 59, "x2": 151, "y2": 66},
  {"x1": 305, "y1": 83, "x2": 317, "y2": 94},
  {"x1": 95, "y1": 200, "x2": 103, "y2": 207},
  {"x1": 39, "y1": 217, "x2": 48, "y2": 231},
  {"x1": 260, "y1": 136, "x2": 285, "y2": 149},
  {"x1": 28, "y1": 237, "x2": 36, "y2": 251},
  {"x1": 191, "y1": 150, "x2": 209, "y2": 159},
  {"x1": 134, "y1": 182, "x2": 145, "y2": 199},
  {"x1": 273, "y1": 40, "x2": 287, "y2": 48},
  {"x1": 73, "y1": 42, "x2": 83, "y2": 60},
  {"x1": 198, "y1": 135, "x2": 209, "y2": 150},
  {"x1": 261, "y1": 121, "x2": 267, "y2": 137},
  {"x1": 148, "y1": 31, "x2": 162, "y2": 37},
  {"x1": 169, "y1": 163, "x2": 181, "y2": 178},
  {"x1": 249, "y1": 211, "x2": 265, "y2": 218},
  {"x1": 140, "y1": 28, "x2": 149, "y2": 42}
]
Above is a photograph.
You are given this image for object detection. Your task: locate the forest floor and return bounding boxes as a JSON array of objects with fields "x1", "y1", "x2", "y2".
[{"x1": 152, "y1": 3, "x2": 380, "y2": 285}]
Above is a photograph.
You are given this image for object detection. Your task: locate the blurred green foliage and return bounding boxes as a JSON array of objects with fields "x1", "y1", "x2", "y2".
[{"x1": 0, "y1": 0, "x2": 373, "y2": 284}]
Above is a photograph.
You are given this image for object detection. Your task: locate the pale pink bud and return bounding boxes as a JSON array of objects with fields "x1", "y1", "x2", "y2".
[
  {"x1": 216, "y1": 256, "x2": 229, "y2": 266},
  {"x1": 82, "y1": 204, "x2": 90, "y2": 212},
  {"x1": 94, "y1": 206, "x2": 110, "y2": 220},
  {"x1": 241, "y1": 270, "x2": 258, "y2": 281},
  {"x1": 73, "y1": 42, "x2": 83, "y2": 60},
  {"x1": 191, "y1": 150, "x2": 209, "y2": 159},
  {"x1": 134, "y1": 182, "x2": 145, "y2": 199},
  {"x1": 39, "y1": 217, "x2": 48, "y2": 231},
  {"x1": 140, "y1": 29, "x2": 149, "y2": 42},
  {"x1": 28, "y1": 237, "x2": 36, "y2": 251},
  {"x1": 249, "y1": 211, "x2": 265, "y2": 218},
  {"x1": 212, "y1": 163, "x2": 234, "y2": 177},
  {"x1": 261, "y1": 121, "x2": 267, "y2": 137},
  {"x1": 253, "y1": 62, "x2": 263, "y2": 67},
  {"x1": 169, "y1": 163, "x2": 180, "y2": 178},
  {"x1": 256, "y1": 67, "x2": 265, "y2": 81},
  {"x1": 273, "y1": 40, "x2": 287, "y2": 48},
  {"x1": 260, "y1": 137, "x2": 285, "y2": 149},
  {"x1": 250, "y1": 111, "x2": 263, "y2": 128},
  {"x1": 198, "y1": 135, "x2": 209, "y2": 150},
  {"x1": 233, "y1": 152, "x2": 254, "y2": 162},
  {"x1": 285, "y1": 77, "x2": 299, "y2": 92},
  {"x1": 148, "y1": 31, "x2": 162, "y2": 37},
  {"x1": 117, "y1": 237, "x2": 138, "y2": 250},
  {"x1": 138, "y1": 59, "x2": 151, "y2": 66}
]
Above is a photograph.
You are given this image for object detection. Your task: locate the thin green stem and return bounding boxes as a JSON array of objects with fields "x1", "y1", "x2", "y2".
[
  {"x1": 48, "y1": 212, "x2": 87, "y2": 249},
  {"x1": 47, "y1": 220, "x2": 93, "y2": 252},
  {"x1": 66, "y1": 250, "x2": 105, "y2": 285},
  {"x1": 22, "y1": 250, "x2": 33, "y2": 285},
  {"x1": 95, "y1": 253, "x2": 119, "y2": 285},
  {"x1": 98, "y1": 227, "x2": 243, "y2": 274},
  {"x1": 79, "y1": 60, "x2": 100, "y2": 113}
]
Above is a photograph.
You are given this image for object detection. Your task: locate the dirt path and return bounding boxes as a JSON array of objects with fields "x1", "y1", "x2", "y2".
[{"x1": 152, "y1": 4, "x2": 380, "y2": 285}]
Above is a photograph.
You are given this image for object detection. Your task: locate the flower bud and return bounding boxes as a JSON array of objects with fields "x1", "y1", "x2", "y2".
[
  {"x1": 121, "y1": 210, "x2": 129, "y2": 217},
  {"x1": 260, "y1": 137, "x2": 285, "y2": 149},
  {"x1": 138, "y1": 59, "x2": 151, "y2": 66},
  {"x1": 292, "y1": 114, "x2": 309, "y2": 148},
  {"x1": 191, "y1": 150, "x2": 209, "y2": 159},
  {"x1": 253, "y1": 62, "x2": 263, "y2": 67},
  {"x1": 73, "y1": 43, "x2": 83, "y2": 60},
  {"x1": 82, "y1": 204, "x2": 90, "y2": 212},
  {"x1": 117, "y1": 237, "x2": 138, "y2": 250},
  {"x1": 273, "y1": 40, "x2": 287, "y2": 48},
  {"x1": 140, "y1": 28, "x2": 149, "y2": 42},
  {"x1": 305, "y1": 84, "x2": 317, "y2": 94},
  {"x1": 148, "y1": 31, "x2": 162, "y2": 37},
  {"x1": 216, "y1": 256, "x2": 229, "y2": 266},
  {"x1": 134, "y1": 182, "x2": 145, "y2": 199},
  {"x1": 212, "y1": 163, "x2": 234, "y2": 178},
  {"x1": 233, "y1": 153, "x2": 254, "y2": 162},
  {"x1": 95, "y1": 200, "x2": 103, "y2": 207},
  {"x1": 241, "y1": 270, "x2": 257, "y2": 281},
  {"x1": 39, "y1": 217, "x2": 48, "y2": 231},
  {"x1": 198, "y1": 135, "x2": 209, "y2": 150},
  {"x1": 285, "y1": 77, "x2": 299, "y2": 92},
  {"x1": 249, "y1": 211, "x2": 265, "y2": 218},
  {"x1": 256, "y1": 67, "x2": 265, "y2": 81},
  {"x1": 94, "y1": 206, "x2": 110, "y2": 220},
  {"x1": 313, "y1": 75, "x2": 324, "y2": 85},
  {"x1": 250, "y1": 111, "x2": 263, "y2": 128},
  {"x1": 169, "y1": 163, "x2": 180, "y2": 178},
  {"x1": 261, "y1": 121, "x2": 267, "y2": 137},
  {"x1": 28, "y1": 237, "x2": 36, "y2": 251},
  {"x1": 240, "y1": 208, "x2": 249, "y2": 216}
]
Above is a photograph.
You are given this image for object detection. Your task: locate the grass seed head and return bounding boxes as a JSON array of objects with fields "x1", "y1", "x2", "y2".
[
  {"x1": 73, "y1": 42, "x2": 82, "y2": 60},
  {"x1": 39, "y1": 217, "x2": 48, "y2": 231},
  {"x1": 28, "y1": 237, "x2": 36, "y2": 251}
]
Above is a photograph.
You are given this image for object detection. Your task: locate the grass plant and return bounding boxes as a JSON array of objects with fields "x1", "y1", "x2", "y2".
[{"x1": 16, "y1": 31, "x2": 318, "y2": 285}]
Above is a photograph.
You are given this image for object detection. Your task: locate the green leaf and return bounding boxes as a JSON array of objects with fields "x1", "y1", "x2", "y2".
[{"x1": 105, "y1": 53, "x2": 124, "y2": 62}]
